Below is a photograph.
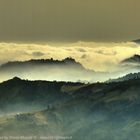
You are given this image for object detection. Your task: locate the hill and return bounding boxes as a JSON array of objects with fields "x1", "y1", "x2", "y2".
[
  {"x1": 0, "y1": 57, "x2": 83, "y2": 70},
  {"x1": 0, "y1": 77, "x2": 140, "y2": 139},
  {"x1": 0, "y1": 57, "x2": 117, "y2": 83},
  {"x1": 121, "y1": 54, "x2": 140, "y2": 64},
  {"x1": 0, "y1": 77, "x2": 84, "y2": 114},
  {"x1": 107, "y1": 72, "x2": 140, "y2": 82}
]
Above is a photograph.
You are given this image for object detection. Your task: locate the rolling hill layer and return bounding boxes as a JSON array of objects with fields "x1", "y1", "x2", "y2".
[{"x1": 0, "y1": 77, "x2": 140, "y2": 140}]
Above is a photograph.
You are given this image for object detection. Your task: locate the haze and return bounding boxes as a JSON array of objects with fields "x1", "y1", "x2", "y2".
[{"x1": 0, "y1": 0, "x2": 139, "y2": 42}]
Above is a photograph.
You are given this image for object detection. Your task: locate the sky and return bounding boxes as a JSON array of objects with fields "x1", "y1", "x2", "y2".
[
  {"x1": 0, "y1": 0, "x2": 140, "y2": 72},
  {"x1": 0, "y1": 0, "x2": 140, "y2": 42}
]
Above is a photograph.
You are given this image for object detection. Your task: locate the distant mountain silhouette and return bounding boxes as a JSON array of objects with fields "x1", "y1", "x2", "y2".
[
  {"x1": 0, "y1": 57, "x2": 84, "y2": 69},
  {"x1": 0, "y1": 77, "x2": 140, "y2": 139},
  {"x1": 133, "y1": 39, "x2": 140, "y2": 44},
  {"x1": 0, "y1": 57, "x2": 137, "y2": 83},
  {"x1": 121, "y1": 54, "x2": 140, "y2": 64},
  {"x1": 0, "y1": 57, "x2": 116, "y2": 82}
]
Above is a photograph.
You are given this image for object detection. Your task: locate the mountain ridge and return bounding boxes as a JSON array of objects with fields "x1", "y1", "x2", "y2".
[
  {"x1": 121, "y1": 54, "x2": 140, "y2": 64},
  {"x1": 0, "y1": 57, "x2": 84, "y2": 69},
  {"x1": 0, "y1": 57, "x2": 120, "y2": 83},
  {"x1": 107, "y1": 72, "x2": 140, "y2": 83}
]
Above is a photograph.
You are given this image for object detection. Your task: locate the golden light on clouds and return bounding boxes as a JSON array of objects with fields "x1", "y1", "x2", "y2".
[{"x1": 0, "y1": 41, "x2": 139, "y2": 72}]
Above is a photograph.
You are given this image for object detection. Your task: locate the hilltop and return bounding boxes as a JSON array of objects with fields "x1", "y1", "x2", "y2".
[{"x1": 121, "y1": 54, "x2": 140, "y2": 64}]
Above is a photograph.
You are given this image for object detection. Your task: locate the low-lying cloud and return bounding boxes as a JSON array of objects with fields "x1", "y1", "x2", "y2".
[
  {"x1": 0, "y1": 41, "x2": 140, "y2": 72},
  {"x1": 32, "y1": 51, "x2": 45, "y2": 57},
  {"x1": 95, "y1": 50, "x2": 117, "y2": 56}
]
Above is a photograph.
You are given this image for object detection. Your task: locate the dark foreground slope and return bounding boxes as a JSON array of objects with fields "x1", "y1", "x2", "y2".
[
  {"x1": 0, "y1": 78, "x2": 140, "y2": 140},
  {"x1": 0, "y1": 77, "x2": 84, "y2": 113}
]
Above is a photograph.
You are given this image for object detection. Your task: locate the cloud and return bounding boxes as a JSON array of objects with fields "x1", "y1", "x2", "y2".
[
  {"x1": 95, "y1": 50, "x2": 117, "y2": 56},
  {"x1": 65, "y1": 48, "x2": 72, "y2": 52},
  {"x1": 76, "y1": 48, "x2": 86, "y2": 52},
  {"x1": 0, "y1": 41, "x2": 140, "y2": 72},
  {"x1": 81, "y1": 54, "x2": 87, "y2": 59},
  {"x1": 32, "y1": 51, "x2": 45, "y2": 57}
]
